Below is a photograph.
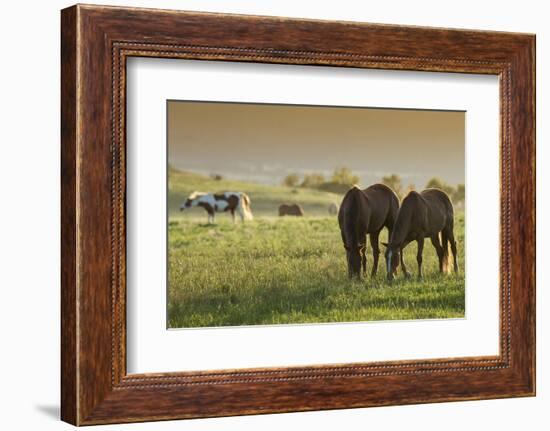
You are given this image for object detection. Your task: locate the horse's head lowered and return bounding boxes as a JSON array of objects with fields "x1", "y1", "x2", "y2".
[
  {"x1": 179, "y1": 192, "x2": 203, "y2": 211},
  {"x1": 344, "y1": 243, "x2": 365, "y2": 278},
  {"x1": 382, "y1": 242, "x2": 400, "y2": 281}
]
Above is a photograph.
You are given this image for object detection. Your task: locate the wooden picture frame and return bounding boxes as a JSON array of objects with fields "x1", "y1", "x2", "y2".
[{"x1": 61, "y1": 4, "x2": 535, "y2": 425}]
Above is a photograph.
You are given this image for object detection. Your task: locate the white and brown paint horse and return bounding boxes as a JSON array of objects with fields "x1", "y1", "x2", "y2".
[{"x1": 180, "y1": 191, "x2": 253, "y2": 223}]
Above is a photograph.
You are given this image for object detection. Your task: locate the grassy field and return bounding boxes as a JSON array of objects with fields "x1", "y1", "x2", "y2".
[{"x1": 168, "y1": 170, "x2": 465, "y2": 328}]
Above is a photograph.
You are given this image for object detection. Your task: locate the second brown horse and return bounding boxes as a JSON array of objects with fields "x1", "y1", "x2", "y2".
[
  {"x1": 338, "y1": 184, "x2": 399, "y2": 278},
  {"x1": 384, "y1": 188, "x2": 459, "y2": 281}
]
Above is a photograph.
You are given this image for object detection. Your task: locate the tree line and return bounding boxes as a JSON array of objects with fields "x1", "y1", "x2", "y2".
[
  {"x1": 282, "y1": 169, "x2": 465, "y2": 204},
  {"x1": 282, "y1": 167, "x2": 360, "y2": 194}
]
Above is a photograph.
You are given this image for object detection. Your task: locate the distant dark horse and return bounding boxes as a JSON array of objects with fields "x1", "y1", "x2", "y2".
[
  {"x1": 383, "y1": 189, "x2": 458, "y2": 281},
  {"x1": 278, "y1": 203, "x2": 304, "y2": 216},
  {"x1": 338, "y1": 184, "x2": 399, "y2": 278}
]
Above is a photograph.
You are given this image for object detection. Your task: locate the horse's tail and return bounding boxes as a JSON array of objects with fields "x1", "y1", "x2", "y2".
[
  {"x1": 439, "y1": 191, "x2": 456, "y2": 274},
  {"x1": 441, "y1": 229, "x2": 451, "y2": 274},
  {"x1": 239, "y1": 193, "x2": 253, "y2": 220}
]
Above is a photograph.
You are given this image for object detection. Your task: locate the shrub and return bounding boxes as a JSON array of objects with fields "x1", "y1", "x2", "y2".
[
  {"x1": 282, "y1": 173, "x2": 300, "y2": 187},
  {"x1": 382, "y1": 174, "x2": 403, "y2": 198}
]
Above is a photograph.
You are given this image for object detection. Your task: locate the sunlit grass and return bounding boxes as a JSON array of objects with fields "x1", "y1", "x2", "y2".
[{"x1": 168, "y1": 212, "x2": 465, "y2": 328}]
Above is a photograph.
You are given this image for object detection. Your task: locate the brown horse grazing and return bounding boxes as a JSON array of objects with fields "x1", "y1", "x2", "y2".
[
  {"x1": 383, "y1": 189, "x2": 458, "y2": 281},
  {"x1": 338, "y1": 184, "x2": 399, "y2": 279},
  {"x1": 279, "y1": 203, "x2": 304, "y2": 216}
]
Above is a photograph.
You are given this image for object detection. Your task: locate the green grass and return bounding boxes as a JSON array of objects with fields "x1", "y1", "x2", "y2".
[{"x1": 168, "y1": 171, "x2": 465, "y2": 328}]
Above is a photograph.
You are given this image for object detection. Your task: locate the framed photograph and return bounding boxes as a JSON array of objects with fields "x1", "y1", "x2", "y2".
[{"x1": 61, "y1": 4, "x2": 535, "y2": 425}]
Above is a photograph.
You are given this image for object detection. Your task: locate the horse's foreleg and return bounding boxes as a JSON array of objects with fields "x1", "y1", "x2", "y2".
[
  {"x1": 230, "y1": 209, "x2": 236, "y2": 223},
  {"x1": 399, "y1": 249, "x2": 408, "y2": 277},
  {"x1": 400, "y1": 240, "x2": 411, "y2": 278},
  {"x1": 361, "y1": 243, "x2": 367, "y2": 278},
  {"x1": 416, "y1": 237, "x2": 424, "y2": 279},
  {"x1": 369, "y1": 231, "x2": 380, "y2": 277}
]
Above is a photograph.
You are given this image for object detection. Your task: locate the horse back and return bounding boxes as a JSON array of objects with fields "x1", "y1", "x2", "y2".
[
  {"x1": 420, "y1": 188, "x2": 454, "y2": 230},
  {"x1": 363, "y1": 183, "x2": 399, "y2": 230}
]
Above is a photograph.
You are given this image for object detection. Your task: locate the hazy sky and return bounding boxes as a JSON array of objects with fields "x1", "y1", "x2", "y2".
[{"x1": 168, "y1": 101, "x2": 465, "y2": 188}]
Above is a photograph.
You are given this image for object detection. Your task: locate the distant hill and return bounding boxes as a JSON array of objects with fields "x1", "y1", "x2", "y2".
[{"x1": 169, "y1": 169, "x2": 343, "y2": 218}]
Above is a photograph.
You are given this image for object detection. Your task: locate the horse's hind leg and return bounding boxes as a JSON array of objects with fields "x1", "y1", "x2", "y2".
[
  {"x1": 416, "y1": 238, "x2": 424, "y2": 279},
  {"x1": 446, "y1": 227, "x2": 459, "y2": 273},
  {"x1": 430, "y1": 235, "x2": 445, "y2": 273},
  {"x1": 361, "y1": 237, "x2": 367, "y2": 277},
  {"x1": 236, "y1": 205, "x2": 245, "y2": 223},
  {"x1": 369, "y1": 231, "x2": 380, "y2": 277}
]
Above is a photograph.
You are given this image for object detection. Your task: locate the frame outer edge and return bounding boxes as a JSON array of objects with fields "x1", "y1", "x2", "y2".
[
  {"x1": 505, "y1": 35, "x2": 536, "y2": 395},
  {"x1": 521, "y1": 34, "x2": 536, "y2": 395},
  {"x1": 61, "y1": 4, "x2": 536, "y2": 425},
  {"x1": 61, "y1": 5, "x2": 79, "y2": 426},
  {"x1": 531, "y1": 34, "x2": 536, "y2": 396},
  {"x1": 526, "y1": 35, "x2": 536, "y2": 395}
]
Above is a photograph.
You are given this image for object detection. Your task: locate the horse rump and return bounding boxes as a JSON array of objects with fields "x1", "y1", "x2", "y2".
[{"x1": 238, "y1": 193, "x2": 254, "y2": 220}]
